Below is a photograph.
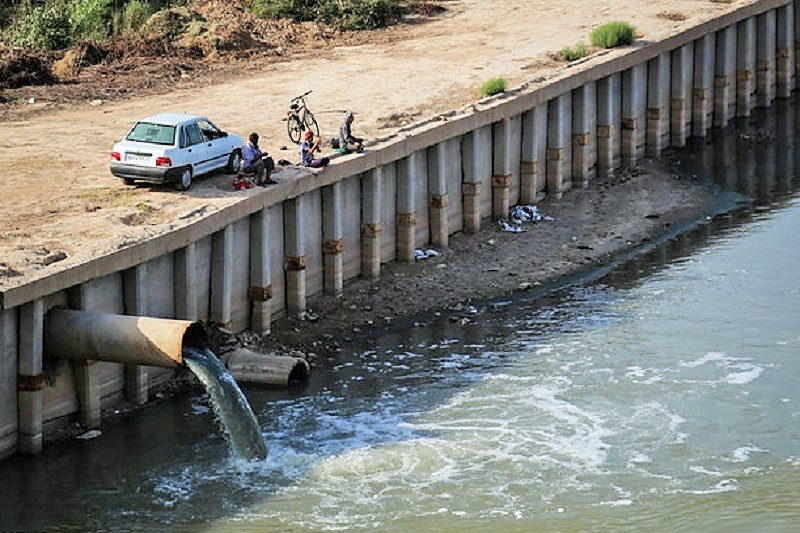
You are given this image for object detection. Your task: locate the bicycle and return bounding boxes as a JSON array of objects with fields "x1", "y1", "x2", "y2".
[{"x1": 285, "y1": 90, "x2": 320, "y2": 145}]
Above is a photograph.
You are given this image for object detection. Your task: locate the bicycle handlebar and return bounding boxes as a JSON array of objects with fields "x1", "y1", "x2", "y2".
[{"x1": 291, "y1": 90, "x2": 313, "y2": 102}]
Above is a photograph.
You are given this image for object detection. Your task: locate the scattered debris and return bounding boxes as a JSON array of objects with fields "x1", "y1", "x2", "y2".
[
  {"x1": 500, "y1": 220, "x2": 524, "y2": 233},
  {"x1": 41, "y1": 251, "x2": 68, "y2": 266},
  {"x1": 415, "y1": 249, "x2": 441, "y2": 261},
  {"x1": 75, "y1": 429, "x2": 102, "y2": 440}
]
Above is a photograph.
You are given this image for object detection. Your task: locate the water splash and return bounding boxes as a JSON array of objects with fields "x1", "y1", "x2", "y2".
[{"x1": 182, "y1": 346, "x2": 268, "y2": 461}]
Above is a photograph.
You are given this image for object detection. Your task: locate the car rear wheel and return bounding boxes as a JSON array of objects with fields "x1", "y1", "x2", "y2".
[
  {"x1": 120, "y1": 178, "x2": 136, "y2": 186},
  {"x1": 227, "y1": 150, "x2": 242, "y2": 173},
  {"x1": 175, "y1": 167, "x2": 193, "y2": 191}
]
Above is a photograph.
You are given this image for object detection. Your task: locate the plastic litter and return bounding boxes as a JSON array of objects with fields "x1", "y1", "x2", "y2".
[
  {"x1": 500, "y1": 221, "x2": 524, "y2": 233},
  {"x1": 76, "y1": 429, "x2": 102, "y2": 440},
  {"x1": 414, "y1": 249, "x2": 441, "y2": 261},
  {"x1": 510, "y1": 205, "x2": 542, "y2": 222},
  {"x1": 508, "y1": 205, "x2": 554, "y2": 225}
]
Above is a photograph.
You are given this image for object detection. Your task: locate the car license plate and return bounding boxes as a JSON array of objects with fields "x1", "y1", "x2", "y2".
[{"x1": 126, "y1": 153, "x2": 150, "y2": 162}]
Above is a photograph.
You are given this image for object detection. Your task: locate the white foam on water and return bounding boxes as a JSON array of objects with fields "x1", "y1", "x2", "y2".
[
  {"x1": 680, "y1": 351, "x2": 731, "y2": 368},
  {"x1": 724, "y1": 363, "x2": 764, "y2": 384},
  {"x1": 726, "y1": 445, "x2": 767, "y2": 463},
  {"x1": 683, "y1": 478, "x2": 740, "y2": 494}
]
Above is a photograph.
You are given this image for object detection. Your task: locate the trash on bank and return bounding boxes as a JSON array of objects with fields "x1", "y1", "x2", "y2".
[
  {"x1": 500, "y1": 221, "x2": 524, "y2": 233},
  {"x1": 415, "y1": 249, "x2": 441, "y2": 261},
  {"x1": 509, "y1": 205, "x2": 554, "y2": 224},
  {"x1": 76, "y1": 429, "x2": 102, "y2": 440}
]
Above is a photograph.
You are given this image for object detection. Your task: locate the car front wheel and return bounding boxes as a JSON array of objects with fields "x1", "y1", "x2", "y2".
[
  {"x1": 227, "y1": 150, "x2": 242, "y2": 174},
  {"x1": 176, "y1": 167, "x2": 193, "y2": 191}
]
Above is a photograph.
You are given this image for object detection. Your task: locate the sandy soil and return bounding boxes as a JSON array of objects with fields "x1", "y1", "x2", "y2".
[{"x1": 0, "y1": 0, "x2": 743, "y2": 288}]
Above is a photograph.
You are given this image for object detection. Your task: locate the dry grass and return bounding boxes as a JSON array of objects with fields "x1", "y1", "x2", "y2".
[{"x1": 657, "y1": 11, "x2": 688, "y2": 21}]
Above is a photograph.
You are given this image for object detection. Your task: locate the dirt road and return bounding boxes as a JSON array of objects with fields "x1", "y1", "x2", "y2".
[{"x1": 0, "y1": 0, "x2": 740, "y2": 287}]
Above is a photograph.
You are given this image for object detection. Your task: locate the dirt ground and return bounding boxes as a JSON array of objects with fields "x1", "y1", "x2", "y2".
[{"x1": 0, "y1": 0, "x2": 745, "y2": 289}]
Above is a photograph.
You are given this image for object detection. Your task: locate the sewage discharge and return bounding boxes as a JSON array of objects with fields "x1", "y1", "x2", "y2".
[{"x1": 182, "y1": 346, "x2": 269, "y2": 461}]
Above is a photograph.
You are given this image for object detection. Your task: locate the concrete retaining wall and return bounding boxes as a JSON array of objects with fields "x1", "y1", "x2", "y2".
[{"x1": 0, "y1": 0, "x2": 796, "y2": 458}]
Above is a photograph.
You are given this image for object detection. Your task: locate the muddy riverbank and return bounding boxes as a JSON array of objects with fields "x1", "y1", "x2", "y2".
[{"x1": 253, "y1": 158, "x2": 720, "y2": 360}]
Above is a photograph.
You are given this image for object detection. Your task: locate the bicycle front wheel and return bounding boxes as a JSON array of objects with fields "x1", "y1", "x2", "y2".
[
  {"x1": 287, "y1": 115, "x2": 302, "y2": 144},
  {"x1": 304, "y1": 112, "x2": 320, "y2": 139}
]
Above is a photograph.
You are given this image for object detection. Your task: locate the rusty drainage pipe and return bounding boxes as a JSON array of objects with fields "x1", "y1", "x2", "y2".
[{"x1": 44, "y1": 309, "x2": 207, "y2": 368}]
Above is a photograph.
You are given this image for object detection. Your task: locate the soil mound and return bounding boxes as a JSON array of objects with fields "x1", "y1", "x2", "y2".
[{"x1": 0, "y1": 46, "x2": 55, "y2": 89}]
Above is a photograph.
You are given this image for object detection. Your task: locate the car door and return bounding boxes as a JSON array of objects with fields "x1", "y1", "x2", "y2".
[
  {"x1": 197, "y1": 118, "x2": 229, "y2": 171},
  {"x1": 181, "y1": 122, "x2": 208, "y2": 174}
]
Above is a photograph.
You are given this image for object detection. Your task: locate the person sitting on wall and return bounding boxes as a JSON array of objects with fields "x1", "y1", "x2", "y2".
[
  {"x1": 338, "y1": 110, "x2": 363, "y2": 154},
  {"x1": 301, "y1": 131, "x2": 330, "y2": 168},
  {"x1": 241, "y1": 132, "x2": 276, "y2": 186}
]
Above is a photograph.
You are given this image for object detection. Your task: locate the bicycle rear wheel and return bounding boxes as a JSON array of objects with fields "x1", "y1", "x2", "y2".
[
  {"x1": 287, "y1": 115, "x2": 302, "y2": 144},
  {"x1": 304, "y1": 112, "x2": 320, "y2": 139}
]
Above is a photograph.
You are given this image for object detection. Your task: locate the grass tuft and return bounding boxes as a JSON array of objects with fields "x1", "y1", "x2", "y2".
[
  {"x1": 589, "y1": 21, "x2": 635, "y2": 49},
  {"x1": 561, "y1": 42, "x2": 588, "y2": 62},
  {"x1": 479, "y1": 77, "x2": 507, "y2": 97}
]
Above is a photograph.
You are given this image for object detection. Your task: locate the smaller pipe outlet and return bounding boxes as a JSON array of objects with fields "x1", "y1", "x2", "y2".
[{"x1": 44, "y1": 309, "x2": 207, "y2": 368}]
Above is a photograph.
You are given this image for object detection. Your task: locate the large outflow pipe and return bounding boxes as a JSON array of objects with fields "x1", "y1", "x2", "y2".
[{"x1": 44, "y1": 309, "x2": 206, "y2": 368}]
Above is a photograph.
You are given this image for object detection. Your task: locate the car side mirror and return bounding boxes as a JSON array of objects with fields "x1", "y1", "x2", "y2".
[{"x1": 220, "y1": 131, "x2": 228, "y2": 138}]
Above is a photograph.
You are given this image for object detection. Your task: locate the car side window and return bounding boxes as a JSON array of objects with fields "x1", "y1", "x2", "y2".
[
  {"x1": 197, "y1": 119, "x2": 221, "y2": 141},
  {"x1": 186, "y1": 123, "x2": 204, "y2": 146},
  {"x1": 179, "y1": 127, "x2": 189, "y2": 148}
]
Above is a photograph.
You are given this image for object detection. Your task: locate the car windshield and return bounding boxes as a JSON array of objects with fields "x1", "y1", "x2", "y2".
[{"x1": 125, "y1": 122, "x2": 176, "y2": 145}]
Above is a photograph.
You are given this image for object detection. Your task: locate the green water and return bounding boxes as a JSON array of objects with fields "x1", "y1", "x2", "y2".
[{"x1": 0, "y1": 106, "x2": 798, "y2": 532}]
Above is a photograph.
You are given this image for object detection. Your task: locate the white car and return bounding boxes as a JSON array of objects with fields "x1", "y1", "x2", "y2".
[{"x1": 110, "y1": 113, "x2": 244, "y2": 190}]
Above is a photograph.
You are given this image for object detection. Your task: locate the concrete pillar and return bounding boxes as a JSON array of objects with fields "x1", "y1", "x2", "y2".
[
  {"x1": 547, "y1": 93, "x2": 572, "y2": 199},
  {"x1": 17, "y1": 300, "x2": 43, "y2": 454},
  {"x1": 0, "y1": 308, "x2": 18, "y2": 459},
  {"x1": 737, "y1": 17, "x2": 757, "y2": 117},
  {"x1": 284, "y1": 197, "x2": 306, "y2": 316},
  {"x1": 756, "y1": 10, "x2": 777, "y2": 108},
  {"x1": 68, "y1": 286, "x2": 102, "y2": 428},
  {"x1": 520, "y1": 105, "x2": 547, "y2": 202},
  {"x1": 249, "y1": 208, "x2": 272, "y2": 333},
  {"x1": 428, "y1": 143, "x2": 449, "y2": 245},
  {"x1": 492, "y1": 118, "x2": 512, "y2": 217},
  {"x1": 122, "y1": 264, "x2": 148, "y2": 405},
  {"x1": 462, "y1": 132, "x2": 484, "y2": 232},
  {"x1": 210, "y1": 225, "x2": 233, "y2": 328},
  {"x1": 596, "y1": 73, "x2": 621, "y2": 177},
  {"x1": 321, "y1": 182, "x2": 346, "y2": 293},
  {"x1": 572, "y1": 82, "x2": 597, "y2": 187},
  {"x1": 693, "y1": 34, "x2": 716, "y2": 137},
  {"x1": 622, "y1": 64, "x2": 647, "y2": 166},
  {"x1": 714, "y1": 25, "x2": 737, "y2": 128},
  {"x1": 777, "y1": 4, "x2": 796, "y2": 98},
  {"x1": 795, "y1": 0, "x2": 800, "y2": 85},
  {"x1": 174, "y1": 243, "x2": 198, "y2": 321},
  {"x1": 361, "y1": 168, "x2": 383, "y2": 278},
  {"x1": 672, "y1": 43, "x2": 694, "y2": 147},
  {"x1": 397, "y1": 153, "x2": 418, "y2": 259},
  {"x1": 647, "y1": 53, "x2": 671, "y2": 156}
]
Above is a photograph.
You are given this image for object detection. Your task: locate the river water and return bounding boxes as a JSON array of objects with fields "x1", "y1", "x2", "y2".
[{"x1": 1, "y1": 102, "x2": 799, "y2": 531}]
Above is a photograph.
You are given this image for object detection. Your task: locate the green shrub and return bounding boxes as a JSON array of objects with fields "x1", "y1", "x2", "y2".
[
  {"x1": 479, "y1": 77, "x2": 506, "y2": 97},
  {"x1": 589, "y1": 21, "x2": 635, "y2": 49},
  {"x1": 5, "y1": 1, "x2": 73, "y2": 49},
  {"x1": 119, "y1": 0, "x2": 153, "y2": 35},
  {"x1": 561, "y1": 42, "x2": 588, "y2": 62},
  {"x1": 68, "y1": 0, "x2": 113, "y2": 43},
  {"x1": 249, "y1": 0, "x2": 405, "y2": 30}
]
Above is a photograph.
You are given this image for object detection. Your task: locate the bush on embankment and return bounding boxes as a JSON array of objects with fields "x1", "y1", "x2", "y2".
[
  {"x1": 589, "y1": 21, "x2": 635, "y2": 49},
  {"x1": 1, "y1": 0, "x2": 186, "y2": 50},
  {"x1": 479, "y1": 77, "x2": 507, "y2": 97},
  {"x1": 248, "y1": 0, "x2": 406, "y2": 31}
]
